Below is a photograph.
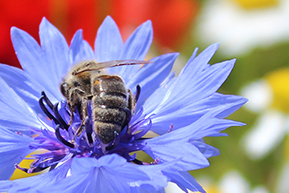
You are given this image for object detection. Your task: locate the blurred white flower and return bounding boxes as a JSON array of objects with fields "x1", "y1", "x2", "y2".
[
  {"x1": 194, "y1": 171, "x2": 269, "y2": 193},
  {"x1": 276, "y1": 162, "x2": 289, "y2": 193},
  {"x1": 241, "y1": 68, "x2": 289, "y2": 160},
  {"x1": 196, "y1": 0, "x2": 289, "y2": 56}
]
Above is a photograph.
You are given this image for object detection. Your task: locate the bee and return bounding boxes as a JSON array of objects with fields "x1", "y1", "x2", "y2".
[{"x1": 60, "y1": 60, "x2": 149, "y2": 144}]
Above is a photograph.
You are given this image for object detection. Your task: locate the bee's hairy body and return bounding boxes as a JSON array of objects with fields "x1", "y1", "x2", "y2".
[
  {"x1": 60, "y1": 60, "x2": 149, "y2": 144},
  {"x1": 92, "y1": 75, "x2": 128, "y2": 143}
]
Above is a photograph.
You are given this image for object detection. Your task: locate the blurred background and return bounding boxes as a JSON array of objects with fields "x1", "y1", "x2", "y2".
[{"x1": 2, "y1": 0, "x2": 289, "y2": 192}]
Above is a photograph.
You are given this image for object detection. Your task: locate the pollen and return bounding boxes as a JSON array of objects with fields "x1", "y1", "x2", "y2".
[
  {"x1": 10, "y1": 149, "x2": 48, "y2": 180},
  {"x1": 265, "y1": 68, "x2": 289, "y2": 113}
]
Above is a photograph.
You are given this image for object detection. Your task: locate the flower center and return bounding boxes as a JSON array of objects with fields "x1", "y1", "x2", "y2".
[{"x1": 16, "y1": 91, "x2": 152, "y2": 173}]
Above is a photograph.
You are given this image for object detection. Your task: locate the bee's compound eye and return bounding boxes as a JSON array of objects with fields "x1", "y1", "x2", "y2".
[{"x1": 60, "y1": 82, "x2": 68, "y2": 96}]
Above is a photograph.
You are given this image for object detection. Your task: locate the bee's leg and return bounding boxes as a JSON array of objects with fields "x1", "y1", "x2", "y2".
[
  {"x1": 75, "y1": 95, "x2": 94, "y2": 145},
  {"x1": 67, "y1": 88, "x2": 86, "y2": 125},
  {"x1": 75, "y1": 98, "x2": 88, "y2": 137},
  {"x1": 128, "y1": 84, "x2": 141, "y2": 114},
  {"x1": 134, "y1": 84, "x2": 141, "y2": 103},
  {"x1": 68, "y1": 105, "x2": 75, "y2": 126},
  {"x1": 128, "y1": 89, "x2": 133, "y2": 112},
  {"x1": 126, "y1": 89, "x2": 136, "y2": 134},
  {"x1": 123, "y1": 107, "x2": 132, "y2": 133}
]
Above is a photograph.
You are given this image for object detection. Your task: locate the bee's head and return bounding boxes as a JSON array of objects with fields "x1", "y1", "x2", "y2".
[{"x1": 60, "y1": 81, "x2": 69, "y2": 99}]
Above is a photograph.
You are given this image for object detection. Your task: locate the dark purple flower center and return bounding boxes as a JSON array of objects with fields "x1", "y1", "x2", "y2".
[{"x1": 16, "y1": 91, "x2": 152, "y2": 173}]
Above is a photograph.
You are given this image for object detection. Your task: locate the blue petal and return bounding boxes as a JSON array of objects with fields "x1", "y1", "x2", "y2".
[
  {"x1": 74, "y1": 40, "x2": 95, "y2": 63},
  {"x1": 44, "y1": 155, "x2": 150, "y2": 193},
  {"x1": 191, "y1": 140, "x2": 220, "y2": 158},
  {"x1": 0, "y1": 77, "x2": 41, "y2": 132},
  {"x1": 11, "y1": 22, "x2": 64, "y2": 101},
  {"x1": 95, "y1": 16, "x2": 123, "y2": 62},
  {"x1": 140, "y1": 45, "x2": 247, "y2": 134},
  {"x1": 0, "y1": 64, "x2": 45, "y2": 114},
  {"x1": 69, "y1": 30, "x2": 83, "y2": 64},
  {"x1": 144, "y1": 139, "x2": 209, "y2": 171},
  {"x1": 0, "y1": 129, "x2": 33, "y2": 180},
  {"x1": 69, "y1": 30, "x2": 95, "y2": 66},
  {"x1": 0, "y1": 161, "x2": 70, "y2": 192},
  {"x1": 38, "y1": 18, "x2": 69, "y2": 98},
  {"x1": 11, "y1": 27, "x2": 48, "y2": 91},
  {"x1": 126, "y1": 53, "x2": 178, "y2": 109},
  {"x1": 108, "y1": 20, "x2": 153, "y2": 81},
  {"x1": 163, "y1": 171, "x2": 205, "y2": 193},
  {"x1": 158, "y1": 59, "x2": 235, "y2": 110},
  {"x1": 120, "y1": 20, "x2": 152, "y2": 60},
  {"x1": 214, "y1": 94, "x2": 248, "y2": 118},
  {"x1": 179, "y1": 59, "x2": 235, "y2": 100},
  {"x1": 180, "y1": 43, "x2": 219, "y2": 78},
  {"x1": 158, "y1": 109, "x2": 243, "y2": 142},
  {"x1": 133, "y1": 164, "x2": 169, "y2": 193},
  {"x1": 148, "y1": 93, "x2": 247, "y2": 134},
  {"x1": 143, "y1": 110, "x2": 243, "y2": 171}
]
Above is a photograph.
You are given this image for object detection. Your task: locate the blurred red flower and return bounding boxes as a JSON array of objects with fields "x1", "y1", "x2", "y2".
[{"x1": 0, "y1": 0, "x2": 199, "y2": 68}]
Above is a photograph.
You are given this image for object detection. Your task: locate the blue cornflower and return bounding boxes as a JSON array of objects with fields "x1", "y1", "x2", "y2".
[{"x1": 0, "y1": 16, "x2": 246, "y2": 193}]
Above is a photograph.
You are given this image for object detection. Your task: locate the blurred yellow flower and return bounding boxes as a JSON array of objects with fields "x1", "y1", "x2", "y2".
[
  {"x1": 265, "y1": 68, "x2": 289, "y2": 113},
  {"x1": 231, "y1": 0, "x2": 279, "y2": 9}
]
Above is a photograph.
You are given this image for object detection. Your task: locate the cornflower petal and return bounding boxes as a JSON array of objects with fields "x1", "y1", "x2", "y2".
[
  {"x1": 95, "y1": 16, "x2": 123, "y2": 62},
  {"x1": 126, "y1": 53, "x2": 178, "y2": 109},
  {"x1": 69, "y1": 29, "x2": 84, "y2": 64},
  {"x1": 0, "y1": 161, "x2": 71, "y2": 192},
  {"x1": 131, "y1": 164, "x2": 170, "y2": 193},
  {"x1": 163, "y1": 171, "x2": 205, "y2": 193},
  {"x1": 43, "y1": 155, "x2": 151, "y2": 193},
  {"x1": 120, "y1": 20, "x2": 153, "y2": 60},
  {"x1": 78, "y1": 40, "x2": 96, "y2": 62},
  {"x1": 0, "y1": 78, "x2": 40, "y2": 132},
  {"x1": 148, "y1": 94, "x2": 247, "y2": 134},
  {"x1": 141, "y1": 45, "x2": 247, "y2": 134},
  {"x1": 107, "y1": 20, "x2": 153, "y2": 82},
  {"x1": 69, "y1": 29, "x2": 96, "y2": 65},
  {"x1": 11, "y1": 20, "x2": 66, "y2": 102},
  {"x1": 0, "y1": 64, "x2": 44, "y2": 115},
  {"x1": 39, "y1": 18, "x2": 70, "y2": 88},
  {"x1": 192, "y1": 140, "x2": 220, "y2": 158},
  {"x1": 143, "y1": 109, "x2": 244, "y2": 172},
  {"x1": 0, "y1": 129, "x2": 34, "y2": 180},
  {"x1": 144, "y1": 140, "x2": 210, "y2": 171}
]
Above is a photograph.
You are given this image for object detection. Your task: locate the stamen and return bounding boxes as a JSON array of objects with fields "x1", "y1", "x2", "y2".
[
  {"x1": 119, "y1": 125, "x2": 128, "y2": 138},
  {"x1": 134, "y1": 85, "x2": 141, "y2": 103},
  {"x1": 132, "y1": 158, "x2": 144, "y2": 165},
  {"x1": 55, "y1": 125, "x2": 74, "y2": 148},
  {"x1": 53, "y1": 103, "x2": 69, "y2": 130},
  {"x1": 151, "y1": 158, "x2": 159, "y2": 165},
  {"x1": 39, "y1": 96, "x2": 56, "y2": 121},
  {"x1": 167, "y1": 123, "x2": 174, "y2": 133},
  {"x1": 15, "y1": 163, "x2": 48, "y2": 174},
  {"x1": 130, "y1": 115, "x2": 152, "y2": 134},
  {"x1": 129, "y1": 107, "x2": 144, "y2": 127},
  {"x1": 41, "y1": 91, "x2": 54, "y2": 110},
  {"x1": 133, "y1": 120, "x2": 152, "y2": 140},
  {"x1": 15, "y1": 164, "x2": 29, "y2": 173},
  {"x1": 123, "y1": 108, "x2": 132, "y2": 129}
]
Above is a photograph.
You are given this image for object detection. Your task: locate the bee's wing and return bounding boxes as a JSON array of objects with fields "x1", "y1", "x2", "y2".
[{"x1": 73, "y1": 60, "x2": 151, "y2": 75}]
